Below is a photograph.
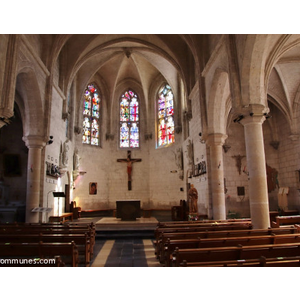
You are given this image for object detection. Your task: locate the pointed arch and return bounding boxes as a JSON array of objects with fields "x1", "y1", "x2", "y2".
[{"x1": 207, "y1": 68, "x2": 230, "y2": 135}]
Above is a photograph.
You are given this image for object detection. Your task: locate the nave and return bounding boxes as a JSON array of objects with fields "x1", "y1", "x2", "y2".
[{"x1": 90, "y1": 238, "x2": 159, "y2": 267}]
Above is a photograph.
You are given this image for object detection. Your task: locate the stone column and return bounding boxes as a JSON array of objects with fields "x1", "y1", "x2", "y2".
[
  {"x1": 206, "y1": 133, "x2": 227, "y2": 220},
  {"x1": 23, "y1": 136, "x2": 46, "y2": 223},
  {"x1": 240, "y1": 114, "x2": 270, "y2": 229}
]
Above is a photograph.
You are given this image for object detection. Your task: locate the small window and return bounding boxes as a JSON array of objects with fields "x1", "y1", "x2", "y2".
[{"x1": 237, "y1": 186, "x2": 245, "y2": 196}]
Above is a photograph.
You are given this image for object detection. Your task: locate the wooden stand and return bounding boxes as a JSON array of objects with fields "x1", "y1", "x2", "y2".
[{"x1": 49, "y1": 212, "x2": 73, "y2": 223}]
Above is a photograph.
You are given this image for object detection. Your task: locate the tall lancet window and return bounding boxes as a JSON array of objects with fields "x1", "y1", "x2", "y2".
[
  {"x1": 157, "y1": 84, "x2": 175, "y2": 147},
  {"x1": 82, "y1": 83, "x2": 100, "y2": 146},
  {"x1": 120, "y1": 90, "x2": 139, "y2": 148}
]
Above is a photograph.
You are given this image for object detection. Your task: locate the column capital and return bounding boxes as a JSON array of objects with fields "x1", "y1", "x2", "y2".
[
  {"x1": 23, "y1": 135, "x2": 46, "y2": 149},
  {"x1": 232, "y1": 104, "x2": 270, "y2": 126},
  {"x1": 206, "y1": 133, "x2": 228, "y2": 147}
]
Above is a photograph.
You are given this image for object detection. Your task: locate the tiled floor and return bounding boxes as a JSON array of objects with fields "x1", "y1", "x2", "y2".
[
  {"x1": 91, "y1": 238, "x2": 161, "y2": 267},
  {"x1": 69, "y1": 217, "x2": 163, "y2": 267}
]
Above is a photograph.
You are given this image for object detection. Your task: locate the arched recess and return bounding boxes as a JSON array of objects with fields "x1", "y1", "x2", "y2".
[{"x1": 207, "y1": 68, "x2": 231, "y2": 136}]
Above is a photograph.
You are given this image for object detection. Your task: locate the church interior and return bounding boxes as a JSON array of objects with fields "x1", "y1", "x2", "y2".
[
  {"x1": 1, "y1": 2, "x2": 300, "y2": 298},
  {"x1": 1, "y1": 30, "x2": 300, "y2": 273},
  {"x1": 1, "y1": 34, "x2": 300, "y2": 227}
]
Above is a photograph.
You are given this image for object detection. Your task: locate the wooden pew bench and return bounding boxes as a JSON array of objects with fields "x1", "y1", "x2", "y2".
[
  {"x1": 157, "y1": 218, "x2": 251, "y2": 227},
  {"x1": 49, "y1": 213, "x2": 74, "y2": 223},
  {"x1": 162, "y1": 233, "x2": 300, "y2": 266},
  {"x1": 172, "y1": 242, "x2": 300, "y2": 267},
  {"x1": 0, "y1": 233, "x2": 91, "y2": 266},
  {"x1": 0, "y1": 222, "x2": 96, "y2": 264},
  {"x1": 155, "y1": 226, "x2": 300, "y2": 260},
  {"x1": 0, "y1": 226, "x2": 95, "y2": 259},
  {"x1": 154, "y1": 223, "x2": 253, "y2": 258},
  {"x1": 272, "y1": 215, "x2": 300, "y2": 228},
  {"x1": 179, "y1": 255, "x2": 300, "y2": 267},
  {"x1": 0, "y1": 241, "x2": 79, "y2": 267},
  {"x1": 155, "y1": 222, "x2": 252, "y2": 242}
]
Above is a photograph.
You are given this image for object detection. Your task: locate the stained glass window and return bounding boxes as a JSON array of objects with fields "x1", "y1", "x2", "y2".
[
  {"x1": 82, "y1": 83, "x2": 100, "y2": 146},
  {"x1": 157, "y1": 84, "x2": 175, "y2": 147},
  {"x1": 120, "y1": 90, "x2": 139, "y2": 148}
]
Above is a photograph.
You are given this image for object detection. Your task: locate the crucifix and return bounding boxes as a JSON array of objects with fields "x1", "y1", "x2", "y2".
[{"x1": 117, "y1": 150, "x2": 142, "y2": 190}]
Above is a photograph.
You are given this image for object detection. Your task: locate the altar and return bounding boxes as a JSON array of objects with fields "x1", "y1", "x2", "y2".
[{"x1": 116, "y1": 200, "x2": 141, "y2": 221}]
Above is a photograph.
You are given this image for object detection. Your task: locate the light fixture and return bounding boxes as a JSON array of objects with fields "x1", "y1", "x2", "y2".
[
  {"x1": 233, "y1": 115, "x2": 244, "y2": 123},
  {"x1": 47, "y1": 136, "x2": 53, "y2": 145},
  {"x1": 199, "y1": 133, "x2": 205, "y2": 144},
  {"x1": 264, "y1": 113, "x2": 272, "y2": 119}
]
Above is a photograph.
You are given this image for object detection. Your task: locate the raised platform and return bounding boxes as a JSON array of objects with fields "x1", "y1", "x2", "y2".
[{"x1": 95, "y1": 217, "x2": 159, "y2": 239}]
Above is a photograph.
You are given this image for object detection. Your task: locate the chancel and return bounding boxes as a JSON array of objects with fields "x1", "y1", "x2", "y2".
[{"x1": 2, "y1": 32, "x2": 300, "y2": 270}]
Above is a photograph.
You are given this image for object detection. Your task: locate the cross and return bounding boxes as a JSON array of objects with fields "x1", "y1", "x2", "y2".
[
  {"x1": 232, "y1": 155, "x2": 246, "y2": 175},
  {"x1": 117, "y1": 150, "x2": 142, "y2": 190}
]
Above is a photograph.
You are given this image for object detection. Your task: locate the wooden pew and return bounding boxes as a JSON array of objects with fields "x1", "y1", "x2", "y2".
[
  {"x1": 157, "y1": 219, "x2": 251, "y2": 228},
  {"x1": 172, "y1": 242, "x2": 300, "y2": 267},
  {"x1": 157, "y1": 218, "x2": 251, "y2": 227},
  {"x1": 162, "y1": 233, "x2": 300, "y2": 266},
  {"x1": 272, "y1": 215, "x2": 300, "y2": 228},
  {"x1": 179, "y1": 255, "x2": 300, "y2": 267},
  {"x1": 49, "y1": 213, "x2": 74, "y2": 223},
  {"x1": 0, "y1": 226, "x2": 95, "y2": 259},
  {"x1": 155, "y1": 226, "x2": 299, "y2": 260},
  {"x1": 0, "y1": 233, "x2": 91, "y2": 266},
  {"x1": 0, "y1": 242, "x2": 79, "y2": 267},
  {"x1": 155, "y1": 222, "x2": 252, "y2": 244},
  {"x1": 0, "y1": 222, "x2": 96, "y2": 257}
]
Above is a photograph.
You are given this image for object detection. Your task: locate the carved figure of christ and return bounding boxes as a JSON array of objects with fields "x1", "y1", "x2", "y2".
[{"x1": 117, "y1": 150, "x2": 142, "y2": 190}]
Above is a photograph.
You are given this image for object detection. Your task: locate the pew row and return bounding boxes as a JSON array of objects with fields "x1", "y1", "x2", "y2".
[
  {"x1": 154, "y1": 222, "x2": 253, "y2": 252},
  {"x1": 156, "y1": 226, "x2": 300, "y2": 262},
  {"x1": 271, "y1": 215, "x2": 300, "y2": 228},
  {"x1": 157, "y1": 218, "x2": 251, "y2": 227},
  {"x1": 179, "y1": 255, "x2": 300, "y2": 267},
  {"x1": 0, "y1": 222, "x2": 95, "y2": 266},
  {"x1": 0, "y1": 226, "x2": 95, "y2": 259},
  {"x1": 0, "y1": 233, "x2": 91, "y2": 266},
  {"x1": 162, "y1": 233, "x2": 300, "y2": 266},
  {"x1": 171, "y1": 242, "x2": 300, "y2": 267}
]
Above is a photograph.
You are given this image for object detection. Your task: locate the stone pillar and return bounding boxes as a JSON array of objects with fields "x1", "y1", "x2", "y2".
[
  {"x1": 207, "y1": 133, "x2": 227, "y2": 220},
  {"x1": 23, "y1": 136, "x2": 46, "y2": 223},
  {"x1": 241, "y1": 114, "x2": 270, "y2": 229}
]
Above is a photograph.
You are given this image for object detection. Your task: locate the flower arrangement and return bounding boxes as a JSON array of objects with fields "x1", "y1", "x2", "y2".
[{"x1": 188, "y1": 214, "x2": 199, "y2": 221}]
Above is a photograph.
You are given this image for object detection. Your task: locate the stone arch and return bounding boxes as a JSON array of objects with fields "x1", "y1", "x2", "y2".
[
  {"x1": 240, "y1": 35, "x2": 269, "y2": 107},
  {"x1": 207, "y1": 68, "x2": 231, "y2": 135},
  {"x1": 15, "y1": 67, "x2": 44, "y2": 139}
]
